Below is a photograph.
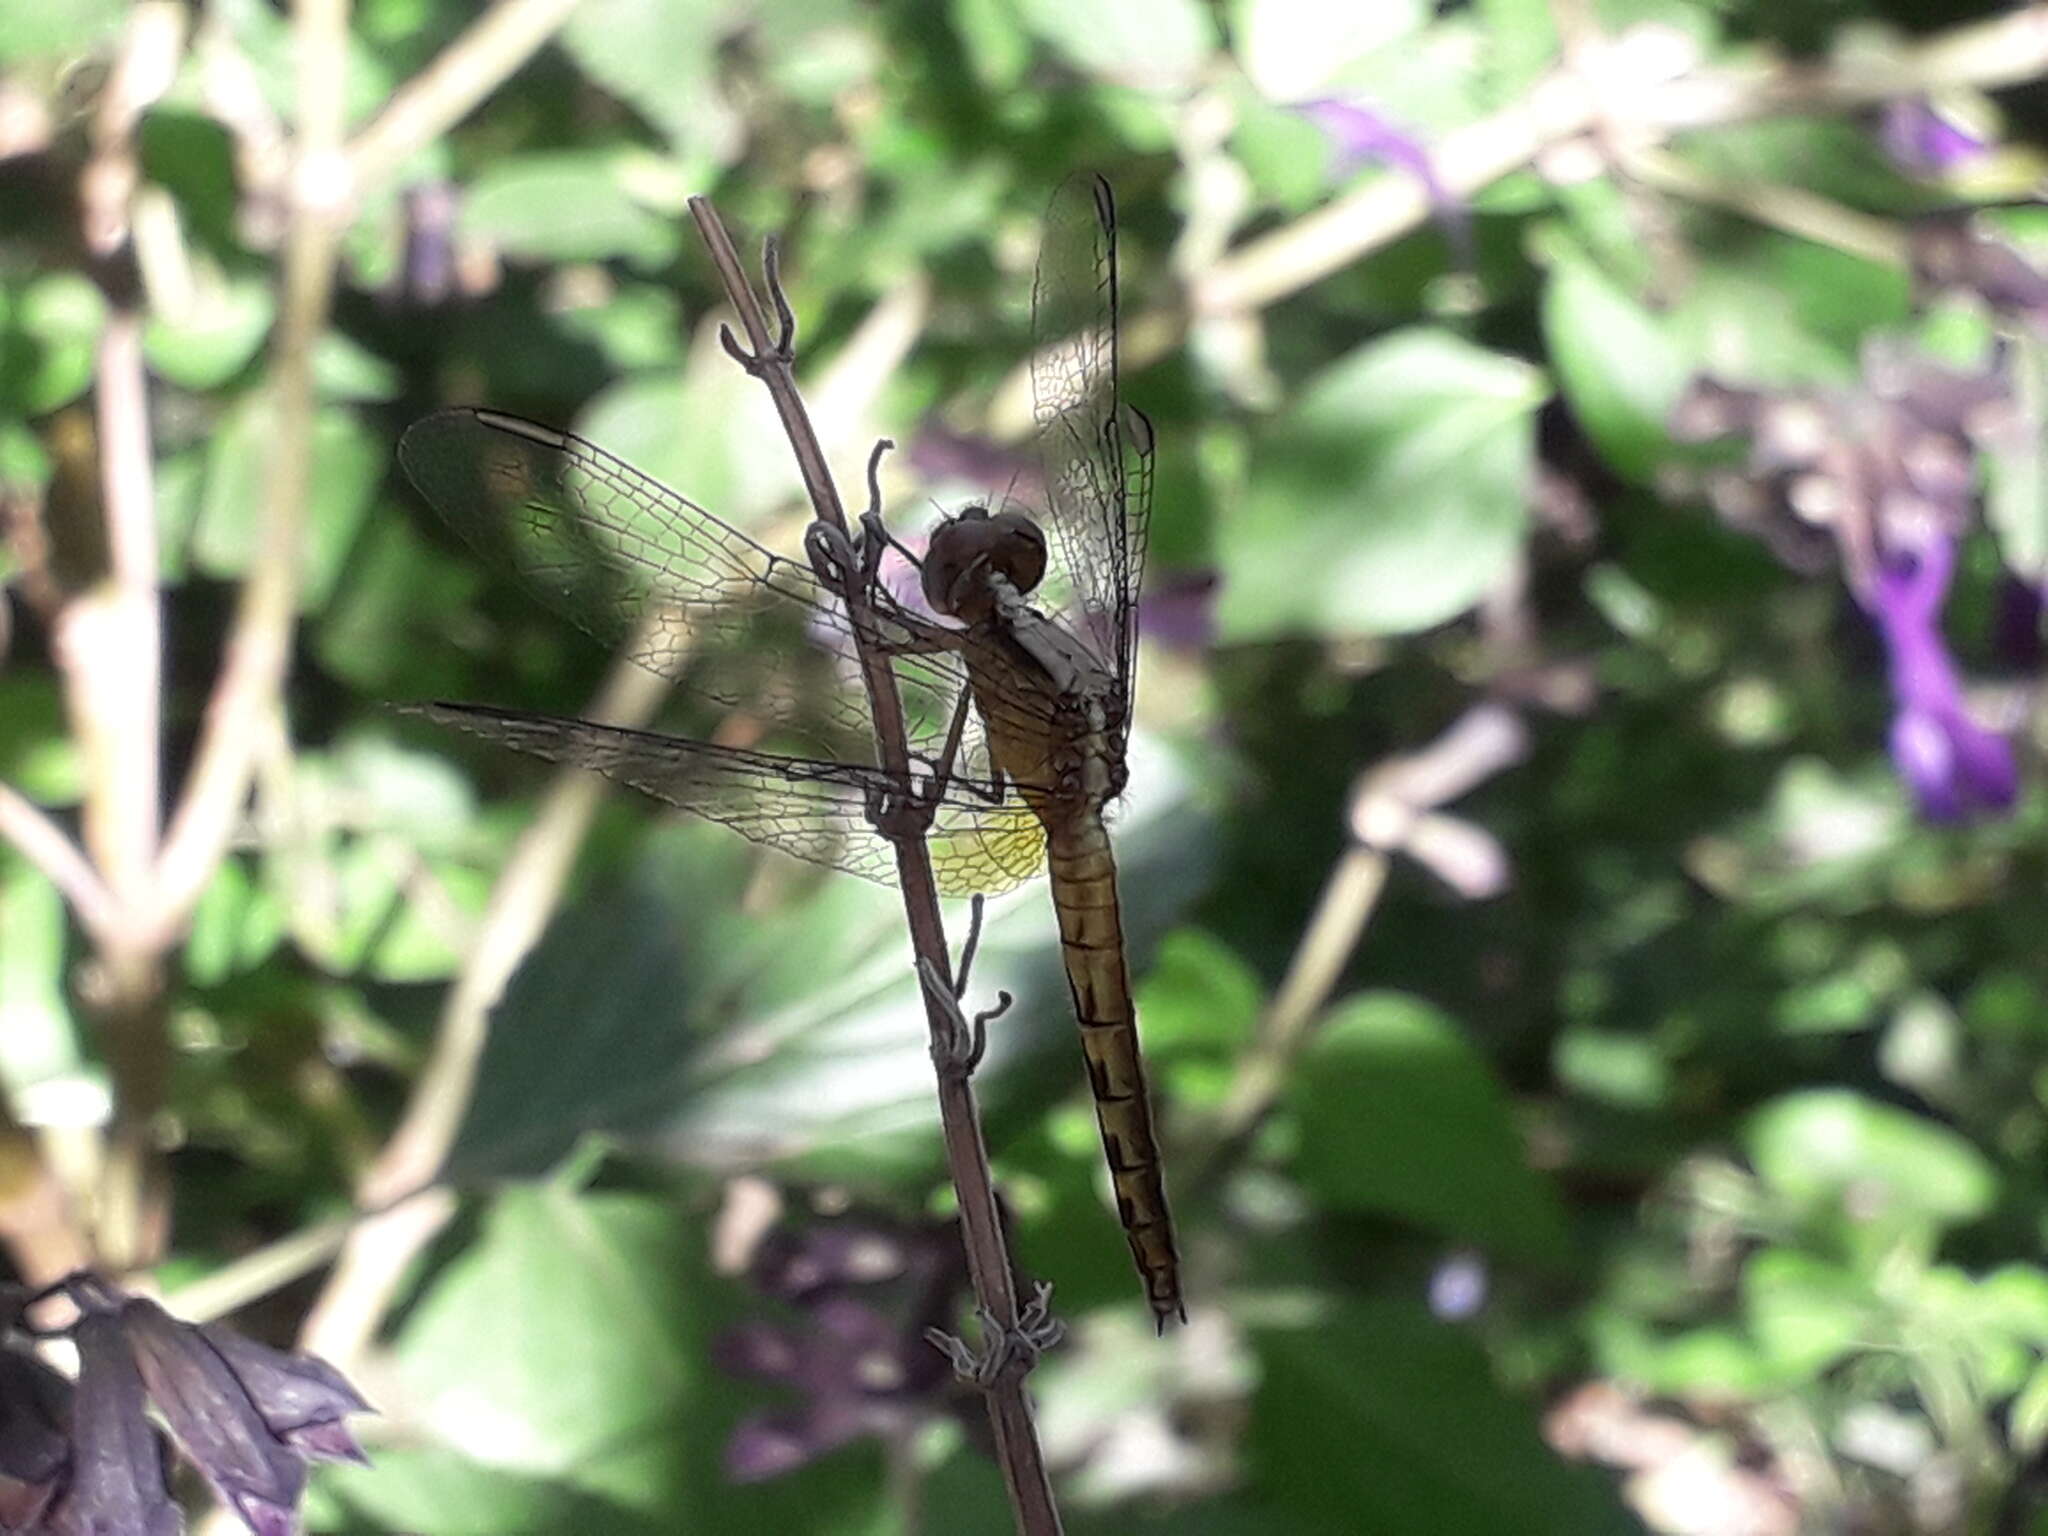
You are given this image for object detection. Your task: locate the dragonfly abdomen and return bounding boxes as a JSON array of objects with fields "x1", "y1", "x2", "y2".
[{"x1": 1045, "y1": 814, "x2": 1184, "y2": 1330}]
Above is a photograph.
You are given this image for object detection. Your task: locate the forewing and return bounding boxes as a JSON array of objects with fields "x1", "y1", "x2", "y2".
[
  {"x1": 1031, "y1": 173, "x2": 1152, "y2": 723},
  {"x1": 414, "y1": 703, "x2": 1046, "y2": 898},
  {"x1": 399, "y1": 407, "x2": 992, "y2": 773}
]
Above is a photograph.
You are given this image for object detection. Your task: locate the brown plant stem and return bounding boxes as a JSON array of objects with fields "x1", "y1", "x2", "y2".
[{"x1": 689, "y1": 195, "x2": 1064, "y2": 1536}]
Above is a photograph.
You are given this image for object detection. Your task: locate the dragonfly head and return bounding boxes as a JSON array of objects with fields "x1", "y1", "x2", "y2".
[{"x1": 921, "y1": 504, "x2": 1047, "y2": 621}]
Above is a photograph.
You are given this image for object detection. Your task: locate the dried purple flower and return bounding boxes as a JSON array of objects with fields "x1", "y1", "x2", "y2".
[
  {"x1": 1865, "y1": 535, "x2": 2018, "y2": 821},
  {"x1": 0, "y1": 1349, "x2": 69, "y2": 1533},
  {"x1": 117, "y1": 1298, "x2": 370, "y2": 1536},
  {"x1": 713, "y1": 1210, "x2": 975, "y2": 1483},
  {"x1": 1299, "y1": 99, "x2": 1473, "y2": 270},
  {"x1": 45, "y1": 1312, "x2": 180, "y2": 1536}
]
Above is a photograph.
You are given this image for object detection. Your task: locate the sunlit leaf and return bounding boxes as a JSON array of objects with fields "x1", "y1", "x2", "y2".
[
  {"x1": 462, "y1": 155, "x2": 681, "y2": 270},
  {"x1": 1290, "y1": 992, "x2": 1570, "y2": 1264},
  {"x1": 1744, "y1": 1088, "x2": 1996, "y2": 1228},
  {"x1": 1250, "y1": 1303, "x2": 1642, "y2": 1534},
  {"x1": 1219, "y1": 328, "x2": 1545, "y2": 640}
]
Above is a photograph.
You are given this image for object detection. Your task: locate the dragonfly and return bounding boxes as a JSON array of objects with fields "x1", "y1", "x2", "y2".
[{"x1": 397, "y1": 173, "x2": 1179, "y2": 1328}]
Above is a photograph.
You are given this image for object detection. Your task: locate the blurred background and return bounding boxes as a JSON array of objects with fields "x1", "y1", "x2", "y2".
[{"x1": 6, "y1": 0, "x2": 2048, "y2": 1531}]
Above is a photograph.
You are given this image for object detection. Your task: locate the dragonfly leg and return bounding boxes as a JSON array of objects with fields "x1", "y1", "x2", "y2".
[
  {"x1": 923, "y1": 1281, "x2": 1064, "y2": 1388},
  {"x1": 915, "y1": 955, "x2": 1011, "y2": 1078},
  {"x1": 717, "y1": 234, "x2": 798, "y2": 376},
  {"x1": 852, "y1": 436, "x2": 926, "y2": 590}
]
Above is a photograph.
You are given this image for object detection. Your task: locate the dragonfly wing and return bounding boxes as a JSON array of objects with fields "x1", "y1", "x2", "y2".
[
  {"x1": 1031, "y1": 173, "x2": 1154, "y2": 734},
  {"x1": 414, "y1": 703, "x2": 1046, "y2": 897},
  {"x1": 399, "y1": 407, "x2": 981, "y2": 767}
]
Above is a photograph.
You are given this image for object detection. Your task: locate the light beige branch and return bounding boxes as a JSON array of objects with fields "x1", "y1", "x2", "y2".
[
  {"x1": 345, "y1": 0, "x2": 584, "y2": 194},
  {"x1": 152, "y1": 0, "x2": 351, "y2": 934},
  {"x1": 0, "y1": 785, "x2": 120, "y2": 946}
]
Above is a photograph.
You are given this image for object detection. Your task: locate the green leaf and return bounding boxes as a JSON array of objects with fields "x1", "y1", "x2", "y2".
[
  {"x1": 1743, "y1": 1089, "x2": 1996, "y2": 1228},
  {"x1": 1231, "y1": 0, "x2": 1425, "y2": 100},
  {"x1": 560, "y1": 0, "x2": 736, "y2": 152},
  {"x1": 195, "y1": 397, "x2": 380, "y2": 609},
  {"x1": 1289, "y1": 992, "x2": 1570, "y2": 1264},
  {"x1": 1218, "y1": 328, "x2": 1545, "y2": 640},
  {"x1": 1014, "y1": 0, "x2": 1213, "y2": 90},
  {"x1": 950, "y1": 0, "x2": 1032, "y2": 90},
  {"x1": 0, "y1": 0, "x2": 122, "y2": 65},
  {"x1": 1741, "y1": 1249, "x2": 1869, "y2": 1382},
  {"x1": 0, "y1": 274, "x2": 105, "y2": 414},
  {"x1": 390, "y1": 1186, "x2": 695, "y2": 1513},
  {"x1": 0, "y1": 677, "x2": 80, "y2": 802},
  {"x1": 2012, "y1": 1359, "x2": 2048, "y2": 1460},
  {"x1": 137, "y1": 110, "x2": 241, "y2": 254},
  {"x1": 267, "y1": 741, "x2": 487, "y2": 982},
  {"x1": 144, "y1": 278, "x2": 274, "y2": 390},
  {"x1": 1541, "y1": 239, "x2": 1687, "y2": 485},
  {"x1": 576, "y1": 348, "x2": 799, "y2": 530},
  {"x1": 184, "y1": 857, "x2": 286, "y2": 987},
  {"x1": 311, "y1": 514, "x2": 482, "y2": 696},
  {"x1": 0, "y1": 851, "x2": 97, "y2": 1123},
  {"x1": 1134, "y1": 927, "x2": 1262, "y2": 1054},
  {"x1": 318, "y1": 1448, "x2": 674, "y2": 1536},
  {"x1": 463, "y1": 154, "x2": 681, "y2": 269},
  {"x1": 1984, "y1": 330, "x2": 2048, "y2": 581},
  {"x1": 447, "y1": 731, "x2": 1210, "y2": 1185},
  {"x1": 1250, "y1": 1302, "x2": 1642, "y2": 1535}
]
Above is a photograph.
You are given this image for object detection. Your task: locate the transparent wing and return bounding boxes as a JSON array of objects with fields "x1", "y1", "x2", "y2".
[
  {"x1": 399, "y1": 407, "x2": 1031, "y2": 782},
  {"x1": 1031, "y1": 172, "x2": 1155, "y2": 739},
  {"x1": 416, "y1": 703, "x2": 1046, "y2": 897}
]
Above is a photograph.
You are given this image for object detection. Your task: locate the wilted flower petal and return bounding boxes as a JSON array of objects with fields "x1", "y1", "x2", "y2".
[
  {"x1": 0, "y1": 1348, "x2": 70, "y2": 1487},
  {"x1": 118, "y1": 1300, "x2": 307, "y2": 1536},
  {"x1": 48, "y1": 1312, "x2": 181, "y2": 1536},
  {"x1": 198, "y1": 1328, "x2": 371, "y2": 1466}
]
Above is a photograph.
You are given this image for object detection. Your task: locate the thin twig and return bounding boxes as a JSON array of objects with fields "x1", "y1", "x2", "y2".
[
  {"x1": 152, "y1": 0, "x2": 350, "y2": 936},
  {"x1": 1193, "y1": 706, "x2": 1529, "y2": 1193},
  {"x1": 345, "y1": 0, "x2": 584, "y2": 194},
  {"x1": 63, "y1": 0, "x2": 185, "y2": 1274},
  {"x1": 987, "y1": 7, "x2": 2048, "y2": 438},
  {"x1": 0, "y1": 785, "x2": 121, "y2": 946},
  {"x1": 687, "y1": 196, "x2": 1064, "y2": 1536}
]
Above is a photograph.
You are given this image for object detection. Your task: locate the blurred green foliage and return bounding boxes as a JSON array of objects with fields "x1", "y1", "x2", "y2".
[{"x1": 7, "y1": 0, "x2": 2048, "y2": 1530}]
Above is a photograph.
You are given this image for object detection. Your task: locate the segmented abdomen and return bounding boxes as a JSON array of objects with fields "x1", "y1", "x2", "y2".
[{"x1": 1045, "y1": 812, "x2": 1183, "y2": 1329}]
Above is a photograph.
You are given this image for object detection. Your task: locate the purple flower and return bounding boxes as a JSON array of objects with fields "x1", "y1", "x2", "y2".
[
  {"x1": 1865, "y1": 535, "x2": 2018, "y2": 821},
  {"x1": 1299, "y1": 99, "x2": 1473, "y2": 270},
  {"x1": 1879, "y1": 98, "x2": 1987, "y2": 177},
  {"x1": 713, "y1": 1210, "x2": 975, "y2": 1483}
]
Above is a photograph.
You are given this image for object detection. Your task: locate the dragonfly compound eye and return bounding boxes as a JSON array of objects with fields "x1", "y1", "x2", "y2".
[{"x1": 922, "y1": 506, "x2": 1048, "y2": 618}]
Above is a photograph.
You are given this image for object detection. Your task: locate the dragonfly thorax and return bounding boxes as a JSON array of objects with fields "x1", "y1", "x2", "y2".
[{"x1": 921, "y1": 504, "x2": 1048, "y2": 622}]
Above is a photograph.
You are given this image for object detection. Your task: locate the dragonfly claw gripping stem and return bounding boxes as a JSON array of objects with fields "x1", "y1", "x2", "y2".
[{"x1": 925, "y1": 1282, "x2": 1064, "y2": 1388}]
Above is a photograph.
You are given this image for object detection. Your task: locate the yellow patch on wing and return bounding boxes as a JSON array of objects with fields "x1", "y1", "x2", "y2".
[{"x1": 930, "y1": 800, "x2": 1046, "y2": 898}]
